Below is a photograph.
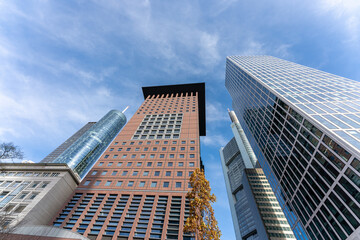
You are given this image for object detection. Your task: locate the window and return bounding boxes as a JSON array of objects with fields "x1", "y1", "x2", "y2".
[
  {"x1": 30, "y1": 182, "x2": 39, "y2": 188},
  {"x1": 29, "y1": 193, "x2": 38, "y2": 199},
  {"x1": 126, "y1": 148, "x2": 131, "y2": 151},
  {"x1": 122, "y1": 155, "x2": 127, "y2": 159},
  {"x1": 143, "y1": 171, "x2": 149, "y2": 176},
  {"x1": 168, "y1": 162, "x2": 173, "y2": 167},
  {"x1": 91, "y1": 171, "x2": 98, "y2": 175},
  {"x1": 112, "y1": 171, "x2": 118, "y2": 176},
  {"x1": 157, "y1": 162, "x2": 163, "y2": 167},
  {"x1": 190, "y1": 147, "x2": 195, "y2": 150},
  {"x1": 128, "y1": 181, "x2": 134, "y2": 187},
  {"x1": 118, "y1": 148, "x2": 122, "y2": 151},
  {"x1": 189, "y1": 154, "x2": 195, "y2": 158},
  {"x1": 84, "y1": 180, "x2": 91, "y2": 186},
  {"x1": 180, "y1": 147, "x2": 185, "y2": 151},
  {"x1": 105, "y1": 181, "x2": 112, "y2": 186},
  {"x1": 116, "y1": 181, "x2": 123, "y2": 187},
  {"x1": 188, "y1": 182, "x2": 192, "y2": 188},
  {"x1": 117, "y1": 162, "x2": 123, "y2": 167},
  {"x1": 127, "y1": 162, "x2": 132, "y2": 167},
  {"x1": 144, "y1": 147, "x2": 149, "y2": 151},
  {"x1": 122, "y1": 171, "x2": 128, "y2": 176},
  {"x1": 130, "y1": 142, "x2": 134, "y2": 145},
  {"x1": 169, "y1": 154, "x2": 174, "y2": 158},
  {"x1": 162, "y1": 147, "x2": 166, "y2": 151},
  {"x1": 133, "y1": 171, "x2": 138, "y2": 176},
  {"x1": 139, "y1": 181, "x2": 145, "y2": 187},
  {"x1": 178, "y1": 162, "x2": 184, "y2": 167},
  {"x1": 18, "y1": 192, "x2": 28, "y2": 199},
  {"x1": 41, "y1": 182, "x2": 49, "y2": 188},
  {"x1": 172, "y1": 141, "x2": 177, "y2": 144},
  {"x1": 94, "y1": 181, "x2": 101, "y2": 186},
  {"x1": 154, "y1": 171, "x2": 160, "y2": 176},
  {"x1": 112, "y1": 155, "x2": 117, "y2": 159},
  {"x1": 137, "y1": 162, "x2": 142, "y2": 166},
  {"x1": 165, "y1": 171, "x2": 171, "y2": 176},
  {"x1": 147, "y1": 162, "x2": 152, "y2": 167},
  {"x1": 190, "y1": 140, "x2": 195, "y2": 144},
  {"x1": 151, "y1": 182, "x2": 157, "y2": 187},
  {"x1": 99, "y1": 162, "x2": 104, "y2": 166},
  {"x1": 101, "y1": 171, "x2": 107, "y2": 176},
  {"x1": 131, "y1": 154, "x2": 136, "y2": 158},
  {"x1": 14, "y1": 205, "x2": 27, "y2": 213},
  {"x1": 175, "y1": 182, "x2": 181, "y2": 188},
  {"x1": 104, "y1": 155, "x2": 109, "y2": 159},
  {"x1": 140, "y1": 154, "x2": 145, "y2": 159},
  {"x1": 0, "y1": 191, "x2": 9, "y2": 198},
  {"x1": 177, "y1": 171, "x2": 183, "y2": 177},
  {"x1": 181, "y1": 141, "x2": 186, "y2": 144},
  {"x1": 189, "y1": 162, "x2": 195, "y2": 167},
  {"x1": 114, "y1": 142, "x2": 119, "y2": 145},
  {"x1": 163, "y1": 182, "x2": 169, "y2": 188},
  {"x1": 159, "y1": 154, "x2": 164, "y2": 158},
  {"x1": 150, "y1": 154, "x2": 155, "y2": 158},
  {"x1": 189, "y1": 171, "x2": 193, "y2": 177}
]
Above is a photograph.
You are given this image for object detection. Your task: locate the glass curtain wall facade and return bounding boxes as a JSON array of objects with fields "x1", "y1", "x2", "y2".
[
  {"x1": 52, "y1": 110, "x2": 127, "y2": 179},
  {"x1": 220, "y1": 110, "x2": 295, "y2": 240},
  {"x1": 51, "y1": 83, "x2": 206, "y2": 240},
  {"x1": 225, "y1": 56, "x2": 360, "y2": 240}
]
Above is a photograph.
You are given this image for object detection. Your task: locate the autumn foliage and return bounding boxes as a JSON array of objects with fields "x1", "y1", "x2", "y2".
[{"x1": 184, "y1": 168, "x2": 221, "y2": 240}]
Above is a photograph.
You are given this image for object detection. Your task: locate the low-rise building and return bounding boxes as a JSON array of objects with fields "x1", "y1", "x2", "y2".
[{"x1": 0, "y1": 163, "x2": 80, "y2": 229}]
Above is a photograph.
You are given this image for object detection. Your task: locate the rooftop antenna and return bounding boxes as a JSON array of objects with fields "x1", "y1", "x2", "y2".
[{"x1": 122, "y1": 106, "x2": 129, "y2": 113}]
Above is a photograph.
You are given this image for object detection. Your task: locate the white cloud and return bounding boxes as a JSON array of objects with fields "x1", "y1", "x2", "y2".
[
  {"x1": 206, "y1": 101, "x2": 229, "y2": 122},
  {"x1": 202, "y1": 133, "x2": 228, "y2": 147},
  {"x1": 317, "y1": 0, "x2": 360, "y2": 44}
]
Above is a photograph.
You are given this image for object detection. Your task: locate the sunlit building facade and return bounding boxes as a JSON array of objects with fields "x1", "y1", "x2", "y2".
[
  {"x1": 225, "y1": 56, "x2": 360, "y2": 240},
  {"x1": 51, "y1": 83, "x2": 205, "y2": 240},
  {"x1": 0, "y1": 163, "x2": 79, "y2": 230},
  {"x1": 220, "y1": 110, "x2": 295, "y2": 240}
]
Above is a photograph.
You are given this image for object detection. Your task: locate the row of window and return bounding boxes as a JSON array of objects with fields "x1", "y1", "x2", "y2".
[
  {"x1": 114, "y1": 140, "x2": 196, "y2": 146},
  {"x1": 0, "y1": 172, "x2": 60, "y2": 177},
  {"x1": 90, "y1": 169, "x2": 193, "y2": 178},
  {"x1": 110, "y1": 146, "x2": 196, "y2": 152},
  {"x1": 0, "y1": 180, "x2": 49, "y2": 189},
  {"x1": 98, "y1": 161, "x2": 195, "y2": 167},
  {"x1": 104, "y1": 153, "x2": 196, "y2": 159},
  {"x1": 85, "y1": 179, "x2": 189, "y2": 188}
]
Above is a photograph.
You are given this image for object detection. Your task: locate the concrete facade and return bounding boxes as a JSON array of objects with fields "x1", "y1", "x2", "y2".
[{"x1": 0, "y1": 163, "x2": 80, "y2": 229}]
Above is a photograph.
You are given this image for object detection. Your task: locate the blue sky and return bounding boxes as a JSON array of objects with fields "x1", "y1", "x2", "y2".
[{"x1": 0, "y1": 0, "x2": 359, "y2": 239}]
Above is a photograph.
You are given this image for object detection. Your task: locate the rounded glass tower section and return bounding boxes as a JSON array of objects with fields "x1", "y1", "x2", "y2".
[{"x1": 54, "y1": 110, "x2": 127, "y2": 178}]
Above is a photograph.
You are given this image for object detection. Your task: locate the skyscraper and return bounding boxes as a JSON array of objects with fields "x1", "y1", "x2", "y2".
[
  {"x1": 41, "y1": 122, "x2": 96, "y2": 163},
  {"x1": 42, "y1": 110, "x2": 127, "y2": 179},
  {"x1": 220, "y1": 110, "x2": 295, "y2": 240},
  {"x1": 225, "y1": 56, "x2": 360, "y2": 240},
  {"x1": 51, "y1": 83, "x2": 205, "y2": 240}
]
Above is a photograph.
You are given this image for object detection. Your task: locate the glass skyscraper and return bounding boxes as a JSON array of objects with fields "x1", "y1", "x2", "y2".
[
  {"x1": 220, "y1": 110, "x2": 295, "y2": 240},
  {"x1": 46, "y1": 110, "x2": 127, "y2": 179},
  {"x1": 225, "y1": 56, "x2": 360, "y2": 240}
]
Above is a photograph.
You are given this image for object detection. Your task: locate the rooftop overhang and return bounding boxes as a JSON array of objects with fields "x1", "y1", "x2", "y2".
[{"x1": 142, "y1": 82, "x2": 206, "y2": 136}]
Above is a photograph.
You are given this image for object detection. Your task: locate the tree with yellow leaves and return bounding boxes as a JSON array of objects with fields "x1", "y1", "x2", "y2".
[{"x1": 184, "y1": 168, "x2": 221, "y2": 240}]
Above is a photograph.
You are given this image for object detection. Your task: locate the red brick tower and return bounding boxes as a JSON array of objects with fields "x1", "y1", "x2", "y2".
[{"x1": 51, "y1": 83, "x2": 206, "y2": 240}]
